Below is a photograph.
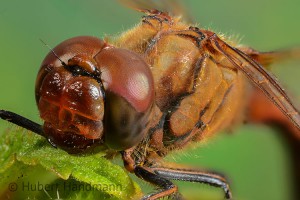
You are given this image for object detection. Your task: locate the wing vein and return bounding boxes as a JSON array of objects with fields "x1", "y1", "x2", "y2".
[{"x1": 209, "y1": 35, "x2": 300, "y2": 131}]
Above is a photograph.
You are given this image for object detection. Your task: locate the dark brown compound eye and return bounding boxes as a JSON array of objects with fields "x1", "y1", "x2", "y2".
[
  {"x1": 95, "y1": 47, "x2": 154, "y2": 113},
  {"x1": 94, "y1": 47, "x2": 154, "y2": 150}
]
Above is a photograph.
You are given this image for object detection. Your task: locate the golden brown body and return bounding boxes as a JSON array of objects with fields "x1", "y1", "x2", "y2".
[
  {"x1": 113, "y1": 12, "x2": 247, "y2": 165},
  {"x1": 1, "y1": 7, "x2": 300, "y2": 200},
  {"x1": 112, "y1": 11, "x2": 300, "y2": 199}
]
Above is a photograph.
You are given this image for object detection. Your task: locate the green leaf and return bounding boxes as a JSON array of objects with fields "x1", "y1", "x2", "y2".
[{"x1": 0, "y1": 128, "x2": 142, "y2": 200}]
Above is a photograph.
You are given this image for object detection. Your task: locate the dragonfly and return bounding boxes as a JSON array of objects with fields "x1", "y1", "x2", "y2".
[{"x1": 1, "y1": 0, "x2": 300, "y2": 199}]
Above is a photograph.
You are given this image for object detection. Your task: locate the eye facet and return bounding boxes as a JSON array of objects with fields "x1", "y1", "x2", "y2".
[
  {"x1": 95, "y1": 47, "x2": 154, "y2": 113},
  {"x1": 94, "y1": 47, "x2": 155, "y2": 150}
]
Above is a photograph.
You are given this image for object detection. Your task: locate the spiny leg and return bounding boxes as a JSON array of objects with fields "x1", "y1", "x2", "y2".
[
  {"x1": 134, "y1": 165, "x2": 231, "y2": 199},
  {"x1": 0, "y1": 110, "x2": 44, "y2": 137},
  {"x1": 151, "y1": 167, "x2": 232, "y2": 199},
  {"x1": 134, "y1": 166, "x2": 179, "y2": 200}
]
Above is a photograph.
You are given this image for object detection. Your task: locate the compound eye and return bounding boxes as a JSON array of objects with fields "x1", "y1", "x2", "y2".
[
  {"x1": 94, "y1": 47, "x2": 154, "y2": 150},
  {"x1": 95, "y1": 47, "x2": 154, "y2": 113}
]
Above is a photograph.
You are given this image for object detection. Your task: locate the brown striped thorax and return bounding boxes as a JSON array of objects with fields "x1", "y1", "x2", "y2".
[{"x1": 113, "y1": 11, "x2": 247, "y2": 167}]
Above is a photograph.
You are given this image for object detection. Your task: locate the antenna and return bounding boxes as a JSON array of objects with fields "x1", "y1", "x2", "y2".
[{"x1": 39, "y1": 39, "x2": 67, "y2": 67}]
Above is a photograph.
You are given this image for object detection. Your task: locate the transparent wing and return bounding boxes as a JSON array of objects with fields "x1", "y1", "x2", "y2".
[
  {"x1": 239, "y1": 46, "x2": 300, "y2": 67},
  {"x1": 209, "y1": 34, "x2": 300, "y2": 131}
]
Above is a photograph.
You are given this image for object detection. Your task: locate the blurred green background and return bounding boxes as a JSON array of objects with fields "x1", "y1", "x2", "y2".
[{"x1": 0, "y1": 0, "x2": 300, "y2": 199}]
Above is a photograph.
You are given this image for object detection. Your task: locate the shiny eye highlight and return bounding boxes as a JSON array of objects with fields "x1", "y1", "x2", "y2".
[
  {"x1": 93, "y1": 47, "x2": 155, "y2": 150},
  {"x1": 95, "y1": 47, "x2": 154, "y2": 113}
]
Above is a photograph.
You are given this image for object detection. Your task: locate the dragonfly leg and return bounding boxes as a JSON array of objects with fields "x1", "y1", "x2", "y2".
[
  {"x1": 134, "y1": 166, "x2": 179, "y2": 200},
  {"x1": 134, "y1": 165, "x2": 232, "y2": 199}
]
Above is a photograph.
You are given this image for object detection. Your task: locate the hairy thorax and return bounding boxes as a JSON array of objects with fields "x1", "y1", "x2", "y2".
[{"x1": 111, "y1": 14, "x2": 247, "y2": 163}]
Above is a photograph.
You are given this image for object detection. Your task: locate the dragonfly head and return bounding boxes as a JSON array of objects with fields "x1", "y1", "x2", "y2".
[{"x1": 36, "y1": 36, "x2": 154, "y2": 153}]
